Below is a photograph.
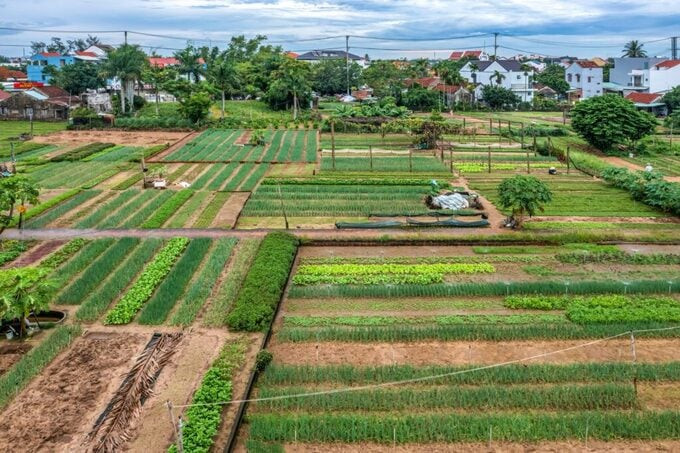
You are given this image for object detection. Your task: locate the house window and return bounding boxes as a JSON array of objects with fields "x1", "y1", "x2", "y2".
[
  {"x1": 568, "y1": 74, "x2": 572, "y2": 82},
  {"x1": 587, "y1": 77, "x2": 591, "y2": 83},
  {"x1": 517, "y1": 75, "x2": 521, "y2": 80},
  {"x1": 643, "y1": 62, "x2": 649, "y2": 69},
  {"x1": 576, "y1": 74, "x2": 581, "y2": 83},
  {"x1": 59, "y1": 59, "x2": 66, "y2": 66}
]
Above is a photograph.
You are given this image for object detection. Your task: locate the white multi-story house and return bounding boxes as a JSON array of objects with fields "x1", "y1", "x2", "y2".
[
  {"x1": 632, "y1": 60, "x2": 680, "y2": 94},
  {"x1": 459, "y1": 60, "x2": 535, "y2": 103},
  {"x1": 565, "y1": 60, "x2": 603, "y2": 100}
]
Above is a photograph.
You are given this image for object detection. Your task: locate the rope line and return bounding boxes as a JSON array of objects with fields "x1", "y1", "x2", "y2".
[{"x1": 171, "y1": 325, "x2": 680, "y2": 409}]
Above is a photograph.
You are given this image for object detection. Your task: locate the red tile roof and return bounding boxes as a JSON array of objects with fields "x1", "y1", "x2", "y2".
[
  {"x1": 575, "y1": 60, "x2": 600, "y2": 69},
  {"x1": 351, "y1": 89, "x2": 371, "y2": 100},
  {"x1": 285, "y1": 52, "x2": 299, "y2": 59},
  {"x1": 148, "y1": 57, "x2": 180, "y2": 68},
  {"x1": 625, "y1": 92, "x2": 663, "y2": 104},
  {"x1": 0, "y1": 91, "x2": 12, "y2": 101},
  {"x1": 39, "y1": 52, "x2": 62, "y2": 57},
  {"x1": 406, "y1": 77, "x2": 440, "y2": 88},
  {"x1": 432, "y1": 83, "x2": 463, "y2": 94},
  {"x1": 31, "y1": 86, "x2": 71, "y2": 99},
  {"x1": 0, "y1": 67, "x2": 27, "y2": 80},
  {"x1": 75, "y1": 51, "x2": 99, "y2": 58},
  {"x1": 449, "y1": 50, "x2": 483, "y2": 60},
  {"x1": 655, "y1": 60, "x2": 680, "y2": 69}
]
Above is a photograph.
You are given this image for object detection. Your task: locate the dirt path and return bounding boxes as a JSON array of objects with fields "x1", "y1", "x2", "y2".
[
  {"x1": 269, "y1": 339, "x2": 680, "y2": 366},
  {"x1": 0, "y1": 330, "x2": 148, "y2": 453},
  {"x1": 124, "y1": 329, "x2": 230, "y2": 452},
  {"x1": 2, "y1": 240, "x2": 65, "y2": 268},
  {"x1": 0, "y1": 342, "x2": 32, "y2": 376},
  {"x1": 148, "y1": 131, "x2": 199, "y2": 161},
  {"x1": 212, "y1": 192, "x2": 251, "y2": 229},
  {"x1": 602, "y1": 156, "x2": 645, "y2": 172},
  {"x1": 281, "y1": 440, "x2": 680, "y2": 453},
  {"x1": 34, "y1": 130, "x2": 189, "y2": 147},
  {"x1": 458, "y1": 176, "x2": 506, "y2": 232}
]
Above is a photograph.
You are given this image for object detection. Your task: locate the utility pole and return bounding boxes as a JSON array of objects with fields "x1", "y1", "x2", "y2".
[
  {"x1": 493, "y1": 32, "x2": 499, "y2": 61},
  {"x1": 672, "y1": 37, "x2": 678, "y2": 60},
  {"x1": 124, "y1": 31, "x2": 128, "y2": 45},
  {"x1": 345, "y1": 35, "x2": 350, "y2": 96}
]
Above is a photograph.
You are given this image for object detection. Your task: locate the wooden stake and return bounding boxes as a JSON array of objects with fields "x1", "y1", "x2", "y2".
[
  {"x1": 488, "y1": 146, "x2": 491, "y2": 173},
  {"x1": 331, "y1": 120, "x2": 336, "y2": 170},
  {"x1": 166, "y1": 401, "x2": 183, "y2": 453},
  {"x1": 567, "y1": 146, "x2": 571, "y2": 174},
  {"x1": 409, "y1": 148, "x2": 413, "y2": 173},
  {"x1": 369, "y1": 144, "x2": 373, "y2": 171}
]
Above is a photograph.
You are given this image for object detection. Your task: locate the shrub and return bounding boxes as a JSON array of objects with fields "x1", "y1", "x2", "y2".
[
  {"x1": 255, "y1": 350, "x2": 273, "y2": 373},
  {"x1": 226, "y1": 233, "x2": 298, "y2": 331}
]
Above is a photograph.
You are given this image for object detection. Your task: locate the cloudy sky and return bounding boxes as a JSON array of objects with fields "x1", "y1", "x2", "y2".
[{"x1": 1, "y1": 0, "x2": 678, "y2": 59}]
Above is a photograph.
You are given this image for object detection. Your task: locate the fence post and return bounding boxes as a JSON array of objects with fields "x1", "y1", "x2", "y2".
[
  {"x1": 369, "y1": 144, "x2": 373, "y2": 171},
  {"x1": 527, "y1": 148, "x2": 531, "y2": 174},
  {"x1": 488, "y1": 146, "x2": 491, "y2": 173},
  {"x1": 463, "y1": 117, "x2": 466, "y2": 130},
  {"x1": 489, "y1": 117, "x2": 492, "y2": 132},
  {"x1": 567, "y1": 146, "x2": 571, "y2": 174},
  {"x1": 331, "y1": 120, "x2": 336, "y2": 170},
  {"x1": 450, "y1": 149, "x2": 453, "y2": 174},
  {"x1": 409, "y1": 148, "x2": 413, "y2": 173}
]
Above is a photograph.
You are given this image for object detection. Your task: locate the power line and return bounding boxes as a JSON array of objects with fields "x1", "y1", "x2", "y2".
[
  {"x1": 349, "y1": 33, "x2": 493, "y2": 42},
  {"x1": 170, "y1": 325, "x2": 680, "y2": 409}
]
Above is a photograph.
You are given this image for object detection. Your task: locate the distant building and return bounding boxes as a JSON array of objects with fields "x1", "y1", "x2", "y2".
[
  {"x1": 460, "y1": 60, "x2": 535, "y2": 102},
  {"x1": 27, "y1": 48, "x2": 108, "y2": 83},
  {"x1": 0, "y1": 86, "x2": 80, "y2": 120},
  {"x1": 565, "y1": 60, "x2": 603, "y2": 101},
  {"x1": 609, "y1": 57, "x2": 666, "y2": 91},
  {"x1": 0, "y1": 67, "x2": 27, "y2": 81},
  {"x1": 625, "y1": 92, "x2": 667, "y2": 116},
  {"x1": 638, "y1": 60, "x2": 680, "y2": 94},
  {"x1": 296, "y1": 50, "x2": 368, "y2": 68},
  {"x1": 449, "y1": 50, "x2": 489, "y2": 61},
  {"x1": 148, "y1": 57, "x2": 180, "y2": 69},
  {"x1": 533, "y1": 83, "x2": 558, "y2": 100}
]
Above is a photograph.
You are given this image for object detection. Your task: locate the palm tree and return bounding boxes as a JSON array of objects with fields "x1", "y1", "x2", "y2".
[
  {"x1": 492, "y1": 70, "x2": 506, "y2": 86},
  {"x1": 142, "y1": 65, "x2": 177, "y2": 116},
  {"x1": 175, "y1": 45, "x2": 205, "y2": 83},
  {"x1": 208, "y1": 56, "x2": 239, "y2": 119},
  {"x1": 623, "y1": 40, "x2": 647, "y2": 58},
  {"x1": 1, "y1": 267, "x2": 55, "y2": 338},
  {"x1": 0, "y1": 176, "x2": 39, "y2": 234},
  {"x1": 100, "y1": 44, "x2": 148, "y2": 114},
  {"x1": 520, "y1": 63, "x2": 533, "y2": 103}
]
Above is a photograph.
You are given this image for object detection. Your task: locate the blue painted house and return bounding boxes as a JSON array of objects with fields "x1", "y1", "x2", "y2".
[{"x1": 27, "y1": 53, "x2": 76, "y2": 83}]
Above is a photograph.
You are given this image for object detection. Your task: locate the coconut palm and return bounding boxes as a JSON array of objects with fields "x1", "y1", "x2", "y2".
[
  {"x1": 492, "y1": 70, "x2": 506, "y2": 86},
  {"x1": 520, "y1": 63, "x2": 533, "y2": 103},
  {"x1": 623, "y1": 40, "x2": 647, "y2": 58},
  {"x1": 175, "y1": 45, "x2": 206, "y2": 83},
  {"x1": 100, "y1": 44, "x2": 148, "y2": 114},
  {"x1": 208, "y1": 56, "x2": 239, "y2": 119}
]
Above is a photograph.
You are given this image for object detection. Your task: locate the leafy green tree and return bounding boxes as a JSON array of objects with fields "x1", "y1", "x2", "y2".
[
  {"x1": 311, "y1": 59, "x2": 361, "y2": 96},
  {"x1": 178, "y1": 90, "x2": 212, "y2": 124},
  {"x1": 665, "y1": 110, "x2": 680, "y2": 130},
  {"x1": 407, "y1": 58, "x2": 430, "y2": 78},
  {"x1": 142, "y1": 65, "x2": 177, "y2": 116},
  {"x1": 497, "y1": 175, "x2": 553, "y2": 227},
  {"x1": 402, "y1": 85, "x2": 439, "y2": 111},
  {"x1": 433, "y1": 59, "x2": 466, "y2": 85},
  {"x1": 175, "y1": 45, "x2": 206, "y2": 83},
  {"x1": 100, "y1": 44, "x2": 148, "y2": 114},
  {"x1": 534, "y1": 64, "x2": 570, "y2": 96},
  {"x1": 570, "y1": 94, "x2": 657, "y2": 152},
  {"x1": 0, "y1": 267, "x2": 55, "y2": 338},
  {"x1": 662, "y1": 86, "x2": 680, "y2": 114},
  {"x1": 0, "y1": 177, "x2": 39, "y2": 234},
  {"x1": 207, "y1": 56, "x2": 239, "y2": 118},
  {"x1": 361, "y1": 60, "x2": 405, "y2": 98},
  {"x1": 265, "y1": 58, "x2": 312, "y2": 118},
  {"x1": 52, "y1": 62, "x2": 104, "y2": 95},
  {"x1": 414, "y1": 111, "x2": 446, "y2": 149},
  {"x1": 481, "y1": 85, "x2": 520, "y2": 109},
  {"x1": 491, "y1": 70, "x2": 506, "y2": 86},
  {"x1": 622, "y1": 40, "x2": 647, "y2": 57}
]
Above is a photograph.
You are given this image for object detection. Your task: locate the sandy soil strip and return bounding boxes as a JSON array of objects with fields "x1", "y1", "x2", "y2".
[
  {"x1": 282, "y1": 440, "x2": 680, "y2": 453},
  {"x1": 235, "y1": 130, "x2": 252, "y2": 146},
  {"x1": 0, "y1": 330, "x2": 148, "y2": 453},
  {"x1": 34, "y1": 130, "x2": 189, "y2": 147},
  {"x1": 123, "y1": 329, "x2": 230, "y2": 452},
  {"x1": 96, "y1": 169, "x2": 140, "y2": 190},
  {"x1": 269, "y1": 339, "x2": 680, "y2": 366},
  {"x1": 212, "y1": 192, "x2": 251, "y2": 229}
]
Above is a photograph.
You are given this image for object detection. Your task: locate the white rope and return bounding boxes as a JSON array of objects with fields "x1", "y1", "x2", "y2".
[{"x1": 171, "y1": 325, "x2": 680, "y2": 409}]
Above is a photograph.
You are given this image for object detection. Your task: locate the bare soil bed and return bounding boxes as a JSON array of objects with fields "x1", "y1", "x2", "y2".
[
  {"x1": 33, "y1": 130, "x2": 189, "y2": 147},
  {"x1": 212, "y1": 192, "x2": 251, "y2": 229},
  {"x1": 268, "y1": 339, "x2": 680, "y2": 366},
  {"x1": 2, "y1": 240, "x2": 65, "y2": 268},
  {"x1": 0, "y1": 342, "x2": 32, "y2": 376},
  {"x1": 0, "y1": 330, "x2": 148, "y2": 453}
]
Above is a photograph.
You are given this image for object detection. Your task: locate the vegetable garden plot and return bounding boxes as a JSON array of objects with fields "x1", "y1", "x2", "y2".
[
  {"x1": 321, "y1": 156, "x2": 450, "y2": 173},
  {"x1": 625, "y1": 154, "x2": 680, "y2": 177},
  {"x1": 241, "y1": 184, "x2": 433, "y2": 217},
  {"x1": 86, "y1": 145, "x2": 143, "y2": 162},
  {"x1": 467, "y1": 173, "x2": 665, "y2": 217},
  {"x1": 162, "y1": 129, "x2": 317, "y2": 163},
  {"x1": 26, "y1": 162, "x2": 129, "y2": 188}
]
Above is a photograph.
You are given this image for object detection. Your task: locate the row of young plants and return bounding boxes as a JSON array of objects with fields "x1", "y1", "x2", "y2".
[
  {"x1": 262, "y1": 177, "x2": 452, "y2": 187},
  {"x1": 261, "y1": 361, "x2": 680, "y2": 386},
  {"x1": 601, "y1": 167, "x2": 680, "y2": 216},
  {"x1": 140, "y1": 190, "x2": 194, "y2": 229},
  {"x1": 168, "y1": 338, "x2": 247, "y2": 453},
  {"x1": 556, "y1": 250, "x2": 680, "y2": 265},
  {"x1": 0, "y1": 240, "x2": 30, "y2": 266},
  {"x1": 298, "y1": 256, "x2": 541, "y2": 266},
  {"x1": 104, "y1": 238, "x2": 189, "y2": 324},
  {"x1": 25, "y1": 190, "x2": 100, "y2": 229},
  {"x1": 283, "y1": 313, "x2": 567, "y2": 327},
  {"x1": 49, "y1": 142, "x2": 115, "y2": 162},
  {"x1": 226, "y1": 233, "x2": 299, "y2": 331},
  {"x1": 194, "y1": 192, "x2": 230, "y2": 227},
  {"x1": 256, "y1": 383, "x2": 636, "y2": 412},
  {"x1": 13, "y1": 188, "x2": 80, "y2": 227},
  {"x1": 321, "y1": 156, "x2": 450, "y2": 173},
  {"x1": 247, "y1": 411, "x2": 680, "y2": 443}
]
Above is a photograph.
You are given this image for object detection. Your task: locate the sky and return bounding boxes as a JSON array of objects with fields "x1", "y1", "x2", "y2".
[{"x1": 1, "y1": 0, "x2": 678, "y2": 59}]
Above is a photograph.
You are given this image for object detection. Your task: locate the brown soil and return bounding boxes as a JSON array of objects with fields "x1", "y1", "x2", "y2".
[
  {"x1": 528, "y1": 215, "x2": 678, "y2": 224},
  {"x1": 618, "y1": 244, "x2": 680, "y2": 254},
  {"x1": 269, "y1": 339, "x2": 680, "y2": 366},
  {"x1": 458, "y1": 176, "x2": 506, "y2": 232},
  {"x1": 33, "y1": 130, "x2": 189, "y2": 147},
  {"x1": 0, "y1": 342, "x2": 32, "y2": 375},
  {"x1": 603, "y1": 156, "x2": 645, "y2": 172},
  {"x1": 638, "y1": 382, "x2": 680, "y2": 410},
  {"x1": 124, "y1": 329, "x2": 230, "y2": 452},
  {"x1": 212, "y1": 192, "x2": 251, "y2": 229},
  {"x1": 267, "y1": 163, "x2": 315, "y2": 177},
  {"x1": 235, "y1": 130, "x2": 252, "y2": 145},
  {"x1": 2, "y1": 240, "x2": 65, "y2": 268},
  {"x1": 0, "y1": 330, "x2": 148, "y2": 453},
  {"x1": 49, "y1": 191, "x2": 114, "y2": 227},
  {"x1": 282, "y1": 440, "x2": 680, "y2": 453}
]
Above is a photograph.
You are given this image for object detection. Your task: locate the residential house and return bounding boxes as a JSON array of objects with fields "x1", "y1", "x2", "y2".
[
  {"x1": 609, "y1": 57, "x2": 666, "y2": 91},
  {"x1": 565, "y1": 60, "x2": 603, "y2": 101},
  {"x1": 0, "y1": 86, "x2": 79, "y2": 120},
  {"x1": 449, "y1": 50, "x2": 489, "y2": 61},
  {"x1": 533, "y1": 83, "x2": 558, "y2": 100},
  {"x1": 459, "y1": 60, "x2": 535, "y2": 103},
  {"x1": 625, "y1": 92, "x2": 667, "y2": 116},
  {"x1": 148, "y1": 57, "x2": 180, "y2": 69},
  {"x1": 297, "y1": 50, "x2": 368, "y2": 68},
  {"x1": 0, "y1": 68, "x2": 27, "y2": 82},
  {"x1": 590, "y1": 57, "x2": 608, "y2": 68},
  {"x1": 638, "y1": 60, "x2": 680, "y2": 94},
  {"x1": 27, "y1": 52, "x2": 75, "y2": 82},
  {"x1": 405, "y1": 76, "x2": 472, "y2": 106}
]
